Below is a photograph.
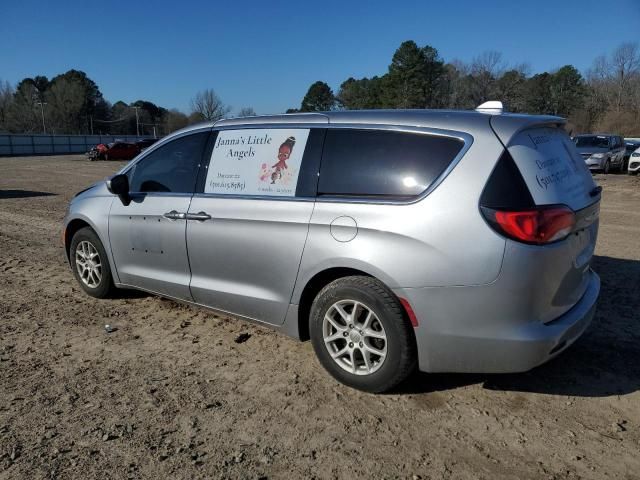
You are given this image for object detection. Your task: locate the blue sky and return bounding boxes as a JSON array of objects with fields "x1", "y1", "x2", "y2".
[{"x1": 2, "y1": 0, "x2": 639, "y2": 115}]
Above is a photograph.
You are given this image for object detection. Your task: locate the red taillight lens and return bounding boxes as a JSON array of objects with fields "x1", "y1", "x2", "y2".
[{"x1": 483, "y1": 206, "x2": 576, "y2": 244}]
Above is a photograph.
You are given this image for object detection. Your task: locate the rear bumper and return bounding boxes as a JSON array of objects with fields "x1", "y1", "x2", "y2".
[{"x1": 396, "y1": 270, "x2": 600, "y2": 373}]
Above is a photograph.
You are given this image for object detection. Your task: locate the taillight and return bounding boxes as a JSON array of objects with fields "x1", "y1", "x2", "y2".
[{"x1": 481, "y1": 205, "x2": 576, "y2": 245}]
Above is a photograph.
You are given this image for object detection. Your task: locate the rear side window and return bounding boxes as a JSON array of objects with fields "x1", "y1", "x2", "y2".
[
  {"x1": 203, "y1": 128, "x2": 323, "y2": 198},
  {"x1": 318, "y1": 129, "x2": 464, "y2": 198}
]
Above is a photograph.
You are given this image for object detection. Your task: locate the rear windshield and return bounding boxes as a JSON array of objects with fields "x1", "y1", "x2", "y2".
[
  {"x1": 318, "y1": 129, "x2": 464, "y2": 198},
  {"x1": 574, "y1": 136, "x2": 609, "y2": 148},
  {"x1": 508, "y1": 128, "x2": 597, "y2": 211}
]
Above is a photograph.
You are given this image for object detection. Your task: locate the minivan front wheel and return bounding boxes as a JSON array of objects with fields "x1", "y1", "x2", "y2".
[
  {"x1": 70, "y1": 227, "x2": 115, "y2": 298},
  {"x1": 309, "y1": 276, "x2": 416, "y2": 393}
]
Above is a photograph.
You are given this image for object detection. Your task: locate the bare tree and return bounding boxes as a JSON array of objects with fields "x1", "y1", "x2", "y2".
[
  {"x1": 0, "y1": 80, "x2": 14, "y2": 131},
  {"x1": 610, "y1": 42, "x2": 640, "y2": 112},
  {"x1": 440, "y1": 60, "x2": 473, "y2": 109},
  {"x1": 512, "y1": 63, "x2": 532, "y2": 78},
  {"x1": 163, "y1": 108, "x2": 189, "y2": 133},
  {"x1": 582, "y1": 44, "x2": 640, "y2": 133},
  {"x1": 190, "y1": 89, "x2": 231, "y2": 122},
  {"x1": 471, "y1": 51, "x2": 504, "y2": 78},
  {"x1": 630, "y1": 75, "x2": 640, "y2": 128},
  {"x1": 469, "y1": 51, "x2": 505, "y2": 104},
  {"x1": 237, "y1": 107, "x2": 256, "y2": 117}
]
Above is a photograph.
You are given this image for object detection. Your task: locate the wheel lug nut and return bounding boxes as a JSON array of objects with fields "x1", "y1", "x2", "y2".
[
  {"x1": 349, "y1": 324, "x2": 353, "y2": 329},
  {"x1": 359, "y1": 342, "x2": 363, "y2": 347},
  {"x1": 343, "y1": 332, "x2": 348, "y2": 337},
  {"x1": 349, "y1": 342, "x2": 354, "y2": 348}
]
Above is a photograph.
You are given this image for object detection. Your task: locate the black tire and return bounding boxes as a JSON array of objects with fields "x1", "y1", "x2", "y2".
[
  {"x1": 69, "y1": 227, "x2": 115, "y2": 298},
  {"x1": 309, "y1": 276, "x2": 417, "y2": 393},
  {"x1": 603, "y1": 160, "x2": 611, "y2": 174}
]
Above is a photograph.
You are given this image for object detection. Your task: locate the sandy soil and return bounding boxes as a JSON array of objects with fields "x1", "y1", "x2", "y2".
[{"x1": 1, "y1": 155, "x2": 639, "y2": 480}]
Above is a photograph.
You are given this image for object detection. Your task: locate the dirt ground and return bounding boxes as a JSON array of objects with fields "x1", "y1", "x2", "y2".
[{"x1": 1, "y1": 155, "x2": 639, "y2": 480}]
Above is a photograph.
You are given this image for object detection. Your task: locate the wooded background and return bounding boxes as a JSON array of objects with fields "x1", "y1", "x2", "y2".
[{"x1": 1, "y1": 40, "x2": 638, "y2": 136}]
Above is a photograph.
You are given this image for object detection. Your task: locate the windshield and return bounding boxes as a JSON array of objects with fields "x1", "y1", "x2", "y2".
[
  {"x1": 626, "y1": 143, "x2": 639, "y2": 151},
  {"x1": 574, "y1": 136, "x2": 610, "y2": 148}
]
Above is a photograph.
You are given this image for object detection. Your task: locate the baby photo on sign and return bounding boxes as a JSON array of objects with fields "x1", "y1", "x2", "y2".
[{"x1": 259, "y1": 136, "x2": 297, "y2": 186}]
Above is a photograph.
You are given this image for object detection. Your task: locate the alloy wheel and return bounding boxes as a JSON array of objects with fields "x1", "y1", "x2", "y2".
[
  {"x1": 322, "y1": 299, "x2": 387, "y2": 375},
  {"x1": 75, "y1": 240, "x2": 102, "y2": 288}
]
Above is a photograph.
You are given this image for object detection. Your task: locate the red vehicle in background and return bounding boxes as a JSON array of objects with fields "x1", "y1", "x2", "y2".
[{"x1": 88, "y1": 142, "x2": 140, "y2": 161}]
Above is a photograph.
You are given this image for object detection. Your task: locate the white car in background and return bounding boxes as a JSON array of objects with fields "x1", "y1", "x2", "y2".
[{"x1": 628, "y1": 146, "x2": 640, "y2": 175}]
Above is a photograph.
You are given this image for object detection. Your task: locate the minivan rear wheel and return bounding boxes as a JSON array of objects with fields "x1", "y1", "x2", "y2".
[
  {"x1": 70, "y1": 227, "x2": 115, "y2": 298},
  {"x1": 309, "y1": 276, "x2": 416, "y2": 393}
]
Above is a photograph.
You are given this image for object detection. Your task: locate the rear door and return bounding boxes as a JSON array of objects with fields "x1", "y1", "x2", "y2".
[
  {"x1": 108, "y1": 130, "x2": 210, "y2": 299},
  {"x1": 496, "y1": 124, "x2": 599, "y2": 319},
  {"x1": 185, "y1": 127, "x2": 324, "y2": 325}
]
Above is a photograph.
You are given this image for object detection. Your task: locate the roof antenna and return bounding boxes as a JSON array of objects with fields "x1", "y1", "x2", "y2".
[{"x1": 475, "y1": 101, "x2": 503, "y2": 114}]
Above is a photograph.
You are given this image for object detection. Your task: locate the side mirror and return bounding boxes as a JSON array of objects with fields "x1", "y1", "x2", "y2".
[{"x1": 107, "y1": 174, "x2": 131, "y2": 206}]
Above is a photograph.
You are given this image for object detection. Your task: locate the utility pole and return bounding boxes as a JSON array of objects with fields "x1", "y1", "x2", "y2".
[
  {"x1": 133, "y1": 106, "x2": 140, "y2": 136},
  {"x1": 36, "y1": 102, "x2": 47, "y2": 134}
]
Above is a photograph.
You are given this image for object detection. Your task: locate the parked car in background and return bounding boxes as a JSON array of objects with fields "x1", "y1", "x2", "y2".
[
  {"x1": 63, "y1": 105, "x2": 601, "y2": 392},
  {"x1": 88, "y1": 142, "x2": 140, "y2": 161},
  {"x1": 623, "y1": 139, "x2": 640, "y2": 170},
  {"x1": 87, "y1": 144, "x2": 106, "y2": 160},
  {"x1": 135, "y1": 138, "x2": 160, "y2": 151},
  {"x1": 573, "y1": 134, "x2": 625, "y2": 173},
  {"x1": 628, "y1": 146, "x2": 640, "y2": 175}
]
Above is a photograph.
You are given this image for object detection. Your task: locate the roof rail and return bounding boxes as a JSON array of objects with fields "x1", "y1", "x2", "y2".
[{"x1": 475, "y1": 101, "x2": 503, "y2": 114}]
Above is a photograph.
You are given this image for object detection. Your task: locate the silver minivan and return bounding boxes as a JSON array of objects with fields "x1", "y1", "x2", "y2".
[
  {"x1": 573, "y1": 133, "x2": 626, "y2": 173},
  {"x1": 63, "y1": 105, "x2": 601, "y2": 392}
]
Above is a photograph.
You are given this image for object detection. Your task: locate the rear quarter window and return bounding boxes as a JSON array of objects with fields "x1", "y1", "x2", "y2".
[{"x1": 318, "y1": 129, "x2": 464, "y2": 198}]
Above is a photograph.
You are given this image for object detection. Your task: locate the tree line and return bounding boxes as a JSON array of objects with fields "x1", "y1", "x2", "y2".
[
  {"x1": 1, "y1": 40, "x2": 638, "y2": 136},
  {"x1": 289, "y1": 40, "x2": 640, "y2": 135},
  {"x1": 0, "y1": 71, "x2": 252, "y2": 136}
]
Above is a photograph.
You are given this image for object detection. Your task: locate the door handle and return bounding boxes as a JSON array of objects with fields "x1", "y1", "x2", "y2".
[
  {"x1": 186, "y1": 211, "x2": 212, "y2": 221},
  {"x1": 163, "y1": 210, "x2": 186, "y2": 220}
]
